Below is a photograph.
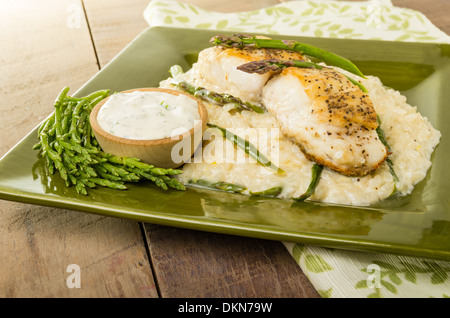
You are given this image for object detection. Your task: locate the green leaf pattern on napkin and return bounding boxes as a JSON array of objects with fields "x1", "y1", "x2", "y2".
[
  {"x1": 144, "y1": 0, "x2": 450, "y2": 298},
  {"x1": 292, "y1": 244, "x2": 334, "y2": 274},
  {"x1": 354, "y1": 259, "x2": 450, "y2": 297},
  {"x1": 144, "y1": 0, "x2": 450, "y2": 42},
  {"x1": 286, "y1": 242, "x2": 450, "y2": 298}
]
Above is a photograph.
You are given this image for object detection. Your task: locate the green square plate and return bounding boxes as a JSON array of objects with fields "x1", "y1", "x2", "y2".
[{"x1": 1, "y1": 26, "x2": 450, "y2": 260}]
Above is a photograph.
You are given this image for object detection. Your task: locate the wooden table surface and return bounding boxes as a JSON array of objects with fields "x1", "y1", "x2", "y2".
[{"x1": 1, "y1": 0, "x2": 449, "y2": 298}]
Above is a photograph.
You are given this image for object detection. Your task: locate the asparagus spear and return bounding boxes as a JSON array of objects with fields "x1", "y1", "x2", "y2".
[
  {"x1": 346, "y1": 75, "x2": 368, "y2": 93},
  {"x1": 294, "y1": 164, "x2": 323, "y2": 202},
  {"x1": 210, "y1": 34, "x2": 366, "y2": 78},
  {"x1": 207, "y1": 123, "x2": 284, "y2": 174},
  {"x1": 250, "y1": 186, "x2": 283, "y2": 197},
  {"x1": 237, "y1": 58, "x2": 368, "y2": 93},
  {"x1": 169, "y1": 65, "x2": 266, "y2": 113},
  {"x1": 237, "y1": 58, "x2": 323, "y2": 74},
  {"x1": 173, "y1": 80, "x2": 266, "y2": 113},
  {"x1": 188, "y1": 179, "x2": 246, "y2": 193},
  {"x1": 376, "y1": 116, "x2": 399, "y2": 188}
]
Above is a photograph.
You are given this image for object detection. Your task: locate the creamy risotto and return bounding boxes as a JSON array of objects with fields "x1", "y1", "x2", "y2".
[{"x1": 159, "y1": 52, "x2": 440, "y2": 207}]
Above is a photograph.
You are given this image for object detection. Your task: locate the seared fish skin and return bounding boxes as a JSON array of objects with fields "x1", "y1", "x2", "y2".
[
  {"x1": 193, "y1": 46, "x2": 304, "y2": 103},
  {"x1": 262, "y1": 67, "x2": 388, "y2": 177}
]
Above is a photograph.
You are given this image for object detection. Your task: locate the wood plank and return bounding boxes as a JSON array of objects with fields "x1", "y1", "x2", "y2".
[
  {"x1": 144, "y1": 225, "x2": 320, "y2": 298},
  {"x1": 82, "y1": 0, "x2": 283, "y2": 67},
  {"x1": 82, "y1": 0, "x2": 151, "y2": 68},
  {"x1": 0, "y1": 0, "x2": 157, "y2": 297},
  {"x1": 83, "y1": 0, "x2": 319, "y2": 298}
]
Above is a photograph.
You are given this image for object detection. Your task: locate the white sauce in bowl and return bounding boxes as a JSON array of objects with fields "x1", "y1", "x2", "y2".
[{"x1": 97, "y1": 91, "x2": 200, "y2": 140}]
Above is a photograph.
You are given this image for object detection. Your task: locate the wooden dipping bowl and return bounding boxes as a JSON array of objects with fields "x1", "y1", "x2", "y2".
[{"x1": 89, "y1": 87, "x2": 208, "y2": 169}]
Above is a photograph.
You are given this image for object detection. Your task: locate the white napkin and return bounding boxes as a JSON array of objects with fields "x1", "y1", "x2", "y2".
[{"x1": 144, "y1": 0, "x2": 450, "y2": 42}]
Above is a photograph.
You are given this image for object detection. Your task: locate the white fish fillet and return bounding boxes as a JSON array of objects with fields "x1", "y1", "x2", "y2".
[
  {"x1": 193, "y1": 46, "x2": 304, "y2": 102},
  {"x1": 262, "y1": 67, "x2": 388, "y2": 176}
]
